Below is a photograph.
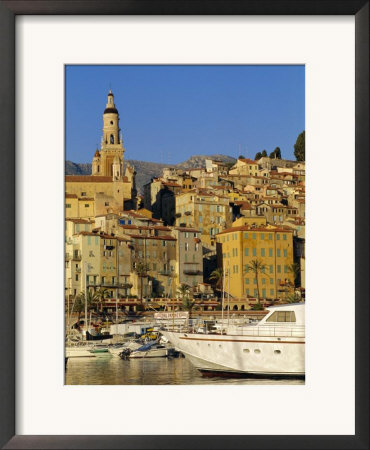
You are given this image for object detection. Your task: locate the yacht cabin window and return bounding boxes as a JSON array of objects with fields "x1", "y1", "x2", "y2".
[{"x1": 266, "y1": 311, "x2": 296, "y2": 322}]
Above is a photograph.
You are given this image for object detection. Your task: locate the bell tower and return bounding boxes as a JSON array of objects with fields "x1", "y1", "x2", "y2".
[
  {"x1": 102, "y1": 90, "x2": 121, "y2": 147},
  {"x1": 92, "y1": 90, "x2": 125, "y2": 178}
]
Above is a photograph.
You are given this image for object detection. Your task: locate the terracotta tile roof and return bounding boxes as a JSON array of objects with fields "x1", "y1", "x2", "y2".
[
  {"x1": 66, "y1": 218, "x2": 92, "y2": 224},
  {"x1": 174, "y1": 227, "x2": 201, "y2": 232},
  {"x1": 217, "y1": 225, "x2": 293, "y2": 235},
  {"x1": 119, "y1": 224, "x2": 171, "y2": 232},
  {"x1": 65, "y1": 175, "x2": 129, "y2": 183},
  {"x1": 128, "y1": 234, "x2": 176, "y2": 241},
  {"x1": 76, "y1": 231, "x2": 97, "y2": 237},
  {"x1": 238, "y1": 158, "x2": 258, "y2": 165},
  {"x1": 162, "y1": 181, "x2": 181, "y2": 188}
]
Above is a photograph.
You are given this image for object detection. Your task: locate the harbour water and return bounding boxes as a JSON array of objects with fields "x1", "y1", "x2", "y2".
[{"x1": 65, "y1": 355, "x2": 304, "y2": 385}]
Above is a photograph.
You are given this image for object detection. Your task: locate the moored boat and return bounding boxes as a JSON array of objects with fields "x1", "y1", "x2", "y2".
[
  {"x1": 161, "y1": 303, "x2": 305, "y2": 377},
  {"x1": 119, "y1": 341, "x2": 169, "y2": 359}
]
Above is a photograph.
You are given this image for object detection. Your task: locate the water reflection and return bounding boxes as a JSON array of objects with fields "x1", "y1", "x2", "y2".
[{"x1": 65, "y1": 356, "x2": 304, "y2": 385}]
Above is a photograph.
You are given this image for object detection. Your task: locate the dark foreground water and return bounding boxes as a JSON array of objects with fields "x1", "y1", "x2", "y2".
[{"x1": 65, "y1": 355, "x2": 304, "y2": 385}]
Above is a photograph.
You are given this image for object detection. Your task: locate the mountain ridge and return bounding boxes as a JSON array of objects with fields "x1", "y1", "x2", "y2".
[{"x1": 66, "y1": 154, "x2": 236, "y2": 193}]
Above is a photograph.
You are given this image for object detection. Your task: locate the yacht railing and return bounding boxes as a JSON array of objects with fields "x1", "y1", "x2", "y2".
[{"x1": 160, "y1": 322, "x2": 305, "y2": 338}]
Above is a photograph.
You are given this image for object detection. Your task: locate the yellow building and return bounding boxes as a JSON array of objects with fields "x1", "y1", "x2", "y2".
[
  {"x1": 232, "y1": 216, "x2": 267, "y2": 227},
  {"x1": 216, "y1": 225, "x2": 294, "y2": 300},
  {"x1": 229, "y1": 158, "x2": 259, "y2": 176},
  {"x1": 65, "y1": 90, "x2": 134, "y2": 217},
  {"x1": 175, "y1": 190, "x2": 232, "y2": 249}
]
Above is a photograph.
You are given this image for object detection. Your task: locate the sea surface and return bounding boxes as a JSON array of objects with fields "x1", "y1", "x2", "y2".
[{"x1": 65, "y1": 354, "x2": 304, "y2": 385}]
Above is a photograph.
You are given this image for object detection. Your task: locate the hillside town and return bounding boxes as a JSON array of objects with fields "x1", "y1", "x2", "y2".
[{"x1": 65, "y1": 90, "x2": 305, "y2": 316}]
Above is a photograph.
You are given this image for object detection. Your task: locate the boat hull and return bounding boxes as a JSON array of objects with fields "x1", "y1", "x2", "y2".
[
  {"x1": 129, "y1": 348, "x2": 168, "y2": 358},
  {"x1": 65, "y1": 347, "x2": 96, "y2": 358},
  {"x1": 162, "y1": 331, "x2": 305, "y2": 376}
]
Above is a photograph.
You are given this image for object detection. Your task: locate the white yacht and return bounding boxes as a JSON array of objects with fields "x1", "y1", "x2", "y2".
[{"x1": 161, "y1": 303, "x2": 305, "y2": 377}]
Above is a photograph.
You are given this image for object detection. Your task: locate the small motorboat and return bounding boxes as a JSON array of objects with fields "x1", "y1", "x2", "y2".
[
  {"x1": 108, "y1": 341, "x2": 143, "y2": 357},
  {"x1": 119, "y1": 341, "x2": 168, "y2": 359}
]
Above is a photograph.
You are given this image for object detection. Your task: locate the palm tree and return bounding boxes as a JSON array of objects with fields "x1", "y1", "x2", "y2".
[
  {"x1": 134, "y1": 262, "x2": 149, "y2": 302},
  {"x1": 75, "y1": 289, "x2": 103, "y2": 323},
  {"x1": 177, "y1": 283, "x2": 196, "y2": 316},
  {"x1": 244, "y1": 258, "x2": 268, "y2": 305},
  {"x1": 209, "y1": 267, "x2": 223, "y2": 292},
  {"x1": 94, "y1": 288, "x2": 108, "y2": 312},
  {"x1": 287, "y1": 263, "x2": 301, "y2": 290}
]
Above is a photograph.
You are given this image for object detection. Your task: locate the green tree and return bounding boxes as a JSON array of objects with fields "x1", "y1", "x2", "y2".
[
  {"x1": 261, "y1": 150, "x2": 267, "y2": 157},
  {"x1": 134, "y1": 262, "x2": 149, "y2": 301},
  {"x1": 75, "y1": 289, "x2": 105, "y2": 322},
  {"x1": 287, "y1": 263, "x2": 301, "y2": 289},
  {"x1": 254, "y1": 152, "x2": 262, "y2": 160},
  {"x1": 177, "y1": 283, "x2": 196, "y2": 314},
  {"x1": 209, "y1": 267, "x2": 223, "y2": 292},
  {"x1": 244, "y1": 258, "x2": 268, "y2": 305},
  {"x1": 294, "y1": 130, "x2": 305, "y2": 161},
  {"x1": 238, "y1": 155, "x2": 245, "y2": 160},
  {"x1": 269, "y1": 147, "x2": 281, "y2": 159},
  {"x1": 285, "y1": 292, "x2": 302, "y2": 303}
]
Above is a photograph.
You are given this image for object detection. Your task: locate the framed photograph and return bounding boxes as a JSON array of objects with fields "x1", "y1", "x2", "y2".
[{"x1": 1, "y1": 1, "x2": 368, "y2": 448}]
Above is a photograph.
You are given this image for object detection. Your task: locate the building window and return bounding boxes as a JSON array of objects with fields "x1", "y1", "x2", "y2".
[
  {"x1": 75, "y1": 274, "x2": 78, "y2": 281},
  {"x1": 85, "y1": 204, "x2": 90, "y2": 208},
  {"x1": 283, "y1": 234, "x2": 287, "y2": 240},
  {"x1": 253, "y1": 278, "x2": 257, "y2": 284},
  {"x1": 261, "y1": 233, "x2": 265, "y2": 240},
  {"x1": 105, "y1": 202, "x2": 109, "y2": 206},
  {"x1": 269, "y1": 248, "x2": 273, "y2": 257},
  {"x1": 262, "y1": 289, "x2": 266, "y2": 297},
  {"x1": 246, "y1": 288, "x2": 250, "y2": 295},
  {"x1": 245, "y1": 278, "x2": 249, "y2": 284},
  {"x1": 262, "y1": 278, "x2": 266, "y2": 285},
  {"x1": 270, "y1": 265, "x2": 273, "y2": 273},
  {"x1": 268, "y1": 234, "x2": 273, "y2": 240},
  {"x1": 284, "y1": 249, "x2": 287, "y2": 257},
  {"x1": 270, "y1": 289, "x2": 274, "y2": 296},
  {"x1": 270, "y1": 278, "x2": 273, "y2": 284},
  {"x1": 277, "y1": 249, "x2": 281, "y2": 257},
  {"x1": 81, "y1": 192, "x2": 86, "y2": 196},
  {"x1": 244, "y1": 248, "x2": 249, "y2": 256},
  {"x1": 277, "y1": 265, "x2": 281, "y2": 273},
  {"x1": 66, "y1": 204, "x2": 71, "y2": 208},
  {"x1": 185, "y1": 243, "x2": 189, "y2": 251},
  {"x1": 252, "y1": 233, "x2": 256, "y2": 240},
  {"x1": 284, "y1": 265, "x2": 288, "y2": 273},
  {"x1": 244, "y1": 232, "x2": 248, "y2": 239},
  {"x1": 261, "y1": 248, "x2": 265, "y2": 257},
  {"x1": 277, "y1": 234, "x2": 280, "y2": 240},
  {"x1": 252, "y1": 248, "x2": 256, "y2": 256},
  {"x1": 254, "y1": 289, "x2": 258, "y2": 297}
]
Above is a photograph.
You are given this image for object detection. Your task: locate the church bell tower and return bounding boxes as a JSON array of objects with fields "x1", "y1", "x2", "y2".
[{"x1": 92, "y1": 90, "x2": 125, "y2": 178}]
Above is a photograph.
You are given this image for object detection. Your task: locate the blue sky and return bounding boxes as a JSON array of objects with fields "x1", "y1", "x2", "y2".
[{"x1": 66, "y1": 65, "x2": 305, "y2": 164}]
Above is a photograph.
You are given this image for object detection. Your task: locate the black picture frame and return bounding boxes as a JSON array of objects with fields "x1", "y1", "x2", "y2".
[{"x1": 0, "y1": 1, "x2": 368, "y2": 449}]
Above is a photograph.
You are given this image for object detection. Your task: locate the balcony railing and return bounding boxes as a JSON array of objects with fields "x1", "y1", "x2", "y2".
[{"x1": 183, "y1": 269, "x2": 203, "y2": 275}]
